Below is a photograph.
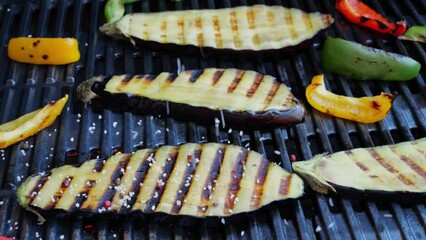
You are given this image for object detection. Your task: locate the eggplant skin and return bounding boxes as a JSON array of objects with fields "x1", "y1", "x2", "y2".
[
  {"x1": 293, "y1": 138, "x2": 426, "y2": 199},
  {"x1": 17, "y1": 143, "x2": 304, "y2": 218},
  {"x1": 76, "y1": 69, "x2": 306, "y2": 128},
  {"x1": 100, "y1": 5, "x2": 334, "y2": 52}
]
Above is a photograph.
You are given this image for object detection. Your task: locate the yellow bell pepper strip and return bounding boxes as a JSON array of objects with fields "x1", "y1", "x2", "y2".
[
  {"x1": 0, "y1": 95, "x2": 68, "y2": 148},
  {"x1": 305, "y1": 75, "x2": 397, "y2": 123},
  {"x1": 8, "y1": 38, "x2": 80, "y2": 65}
]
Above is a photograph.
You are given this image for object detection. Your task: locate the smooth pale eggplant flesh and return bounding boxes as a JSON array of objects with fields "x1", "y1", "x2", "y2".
[
  {"x1": 17, "y1": 143, "x2": 304, "y2": 218},
  {"x1": 292, "y1": 138, "x2": 426, "y2": 197},
  {"x1": 76, "y1": 68, "x2": 306, "y2": 128},
  {"x1": 100, "y1": 5, "x2": 334, "y2": 52}
]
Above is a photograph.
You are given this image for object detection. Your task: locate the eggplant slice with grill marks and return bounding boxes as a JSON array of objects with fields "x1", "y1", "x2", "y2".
[
  {"x1": 17, "y1": 143, "x2": 304, "y2": 218},
  {"x1": 292, "y1": 138, "x2": 426, "y2": 198},
  {"x1": 77, "y1": 68, "x2": 306, "y2": 128},
  {"x1": 100, "y1": 5, "x2": 334, "y2": 52}
]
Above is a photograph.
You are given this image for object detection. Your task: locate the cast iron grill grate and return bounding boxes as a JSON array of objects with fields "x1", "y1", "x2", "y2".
[{"x1": 0, "y1": 0, "x2": 425, "y2": 239}]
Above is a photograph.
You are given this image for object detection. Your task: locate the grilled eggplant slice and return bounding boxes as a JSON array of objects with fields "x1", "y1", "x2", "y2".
[
  {"x1": 77, "y1": 68, "x2": 306, "y2": 128},
  {"x1": 17, "y1": 143, "x2": 303, "y2": 218},
  {"x1": 293, "y1": 138, "x2": 426, "y2": 196},
  {"x1": 100, "y1": 5, "x2": 334, "y2": 52}
]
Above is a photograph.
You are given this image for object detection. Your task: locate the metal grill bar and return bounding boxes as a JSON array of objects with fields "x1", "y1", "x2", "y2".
[{"x1": 0, "y1": 0, "x2": 425, "y2": 239}]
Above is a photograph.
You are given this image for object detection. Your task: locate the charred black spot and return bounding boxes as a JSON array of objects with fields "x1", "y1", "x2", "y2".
[
  {"x1": 166, "y1": 73, "x2": 178, "y2": 82},
  {"x1": 42, "y1": 55, "x2": 48, "y2": 60},
  {"x1": 21, "y1": 47, "x2": 24, "y2": 50},
  {"x1": 376, "y1": 20, "x2": 389, "y2": 30},
  {"x1": 371, "y1": 101, "x2": 380, "y2": 110},
  {"x1": 359, "y1": 16, "x2": 369, "y2": 23},
  {"x1": 212, "y1": 70, "x2": 225, "y2": 85},
  {"x1": 29, "y1": 54, "x2": 34, "y2": 58},
  {"x1": 33, "y1": 40, "x2": 40, "y2": 47}
]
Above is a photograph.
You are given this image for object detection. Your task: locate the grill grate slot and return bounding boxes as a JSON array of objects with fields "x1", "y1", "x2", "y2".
[{"x1": 0, "y1": 0, "x2": 425, "y2": 239}]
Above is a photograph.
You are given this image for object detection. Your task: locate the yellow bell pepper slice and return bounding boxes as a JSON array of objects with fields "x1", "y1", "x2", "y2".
[
  {"x1": 8, "y1": 38, "x2": 80, "y2": 65},
  {"x1": 0, "y1": 95, "x2": 68, "y2": 148},
  {"x1": 305, "y1": 75, "x2": 396, "y2": 123}
]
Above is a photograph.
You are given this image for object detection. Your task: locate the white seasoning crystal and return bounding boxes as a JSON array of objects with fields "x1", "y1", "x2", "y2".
[
  {"x1": 113, "y1": 122, "x2": 118, "y2": 128},
  {"x1": 228, "y1": 128, "x2": 232, "y2": 134},
  {"x1": 328, "y1": 198, "x2": 334, "y2": 207},
  {"x1": 383, "y1": 213, "x2": 393, "y2": 218},
  {"x1": 59, "y1": 235, "x2": 64, "y2": 239},
  {"x1": 70, "y1": 137, "x2": 74, "y2": 142},
  {"x1": 315, "y1": 225, "x2": 322, "y2": 232},
  {"x1": 241, "y1": 231, "x2": 245, "y2": 236},
  {"x1": 274, "y1": 150, "x2": 281, "y2": 155},
  {"x1": 239, "y1": 131, "x2": 243, "y2": 136},
  {"x1": 327, "y1": 222, "x2": 335, "y2": 229},
  {"x1": 221, "y1": 218, "x2": 225, "y2": 225},
  {"x1": 98, "y1": 115, "x2": 102, "y2": 119},
  {"x1": 0, "y1": 201, "x2": 3, "y2": 205}
]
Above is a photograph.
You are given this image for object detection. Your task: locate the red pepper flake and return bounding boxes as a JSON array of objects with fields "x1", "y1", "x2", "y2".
[
  {"x1": 103, "y1": 200, "x2": 112, "y2": 208},
  {"x1": 290, "y1": 154, "x2": 297, "y2": 162},
  {"x1": 187, "y1": 154, "x2": 192, "y2": 163},
  {"x1": 61, "y1": 178, "x2": 71, "y2": 188}
]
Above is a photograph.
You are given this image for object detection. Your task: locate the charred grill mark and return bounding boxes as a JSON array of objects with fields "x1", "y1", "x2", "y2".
[
  {"x1": 376, "y1": 20, "x2": 388, "y2": 30},
  {"x1": 360, "y1": 16, "x2": 369, "y2": 23},
  {"x1": 166, "y1": 73, "x2": 178, "y2": 82},
  {"x1": 267, "y1": 11, "x2": 275, "y2": 27},
  {"x1": 227, "y1": 70, "x2": 245, "y2": 93},
  {"x1": 93, "y1": 159, "x2": 105, "y2": 172},
  {"x1": 195, "y1": 17, "x2": 202, "y2": 29},
  {"x1": 95, "y1": 155, "x2": 132, "y2": 210},
  {"x1": 119, "y1": 150, "x2": 156, "y2": 213},
  {"x1": 229, "y1": 11, "x2": 241, "y2": 48},
  {"x1": 252, "y1": 34, "x2": 260, "y2": 46},
  {"x1": 197, "y1": 33, "x2": 204, "y2": 47},
  {"x1": 344, "y1": 150, "x2": 353, "y2": 155},
  {"x1": 302, "y1": 13, "x2": 313, "y2": 30},
  {"x1": 224, "y1": 148, "x2": 248, "y2": 214},
  {"x1": 212, "y1": 70, "x2": 225, "y2": 85},
  {"x1": 264, "y1": 81, "x2": 280, "y2": 106},
  {"x1": 145, "y1": 151, "x2": 179, "y2": 213},
  {"x1": 171, "y1": 148, "x2": 202, "y2": 214},
  {"x1": 247, "y1": 10, "x2": 255, "y2": 29},
  {"x1": 212, "y1": 16, "x2": 222, "y2": 48},
  {"x1": 189, "y1": 69, "x2": 204, "y2": 83},
  {"x1": 28, "y1": 172, "x2": 52, "y2": 205},
  {"x1": 396, "y1": 150, "x2": 426, "y2": 180},
  {"x1": 355, "y1": 162, "x2": 369, "y2": 172},
  {"x1": 368, "y1": 149, "x2": 414, "y2": 186},
  {"x1": 144, "y1": 74, "x2": 155, "y2": 81},
  {"x1": 177, "y1": 18, "x2": 185, "y2": 44},
  {"x1": 69, "y1": 190, "x2": 89, "y2": 211},
  {"x1": 247, "y1": 74, "x2": 264, "y2": 97},
  {"x1": 197, "y1": 147, "x2": 226, "y2": 214},
  {"x1": 250, "y1": 159, "x2": 269, "y2": 209},
  {"x1": 279, "y1": 175, "x2": 292, "y2": 195},
  {"x1": 285, "y1": 13, "x2": 298, "y2": 40}
]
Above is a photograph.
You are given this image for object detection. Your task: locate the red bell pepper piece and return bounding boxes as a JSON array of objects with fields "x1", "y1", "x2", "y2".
[{"x1": 336, "y1": 0, "x2": 407, "y2": 36}]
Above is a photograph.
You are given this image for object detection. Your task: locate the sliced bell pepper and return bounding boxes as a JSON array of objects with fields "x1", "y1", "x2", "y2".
[
  {"x1": 399, "y1": 26, "x2": 426, "y2": 43},
  {"x1": 8, "y1": 38, "x2": 80, "y2": 65},
  {"x1": 336, "y1": 0, "x2": 407, "y2": 36},
  {"x1": 306, "y1": 75, "x2": 396, "y2": 123},
  {"x1": 322, "y1": 37, "x2": 421, "y2": 81},
  {"x1": 0, "y1": 95, "x2": 68, "y2": 148}
]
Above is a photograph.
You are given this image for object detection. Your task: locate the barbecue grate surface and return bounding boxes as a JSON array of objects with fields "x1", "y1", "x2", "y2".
[{"x1": 0, "y1": 0, "x2": 425, "y2": 239}]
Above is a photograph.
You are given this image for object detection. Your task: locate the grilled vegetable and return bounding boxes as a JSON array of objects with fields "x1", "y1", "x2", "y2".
[
  {"x1": 104, "y1": 0, "x2": 125, "y2": 23},
  {"x1": 305, "y1": 75, "x2": 396, "y2": 123},
  {"x1": 77, "y1": 68, "x2": 306, "y2": 128},
  {"x1": 17, "y1": 143, "x2": 304, "y2": 218},
  {"x1": 399, "y1": 26, "x2": 426, "y2": 43},
  {"x1": 322, "y1": 37, "x2": 421, "y2": 81},
  {"x1": 8, "y1": 38, "x2": 80, "y2": 65},
  {"x1": 100, "y1": 5, "x2": 334, "y2": 51},
  {"x1": 293, "y1": 138, "x2": 426, "y2": 196},
  {"x1": 0, "y1": 95, "x2": 68, "y2": 149},
  {"x1": 336, "y1": 0, "x2": 406, "y2": 36}
]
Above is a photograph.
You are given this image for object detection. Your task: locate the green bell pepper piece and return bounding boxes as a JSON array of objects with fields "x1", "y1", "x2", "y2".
[
  {"x1": 399, "y1": 26, "x2": 426, "y2": 43},
  {"x1": 321, "y1": 37, "x2": 421, "y2": 81}
]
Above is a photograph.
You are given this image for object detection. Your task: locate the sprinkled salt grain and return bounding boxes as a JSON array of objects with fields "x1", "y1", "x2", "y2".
[
  {"x1": 315, "y1": 225, "x2": 322, "y2": 232},
  {"x1": 327, "y1": 222, "x2": 335, "y2": 229},
  {"x1": 383, "y1": 213, "x2": 393, "y2": 218},
  {"x1": 283, "y1": 218, "x2": 289, "y2": 225},
  {"x1": 113, "y1": 234, "x2": 117, "y2": 238},
  {"x1": 25, "y1": 163, "x2": 29, "y2": 167},
  {"x1": 239, "y1": 131, "x2": 243, "y2": 136},
  {"x1": 116, "y1": 131, "x2": 120, "y2": 135},
  {"x1": 85, "y1": 43, "x2": 88, "y2": 46},
  {"x1": 176, "y1": 200, "x2": 181, "y2": 206},
  {"x1": 274, "y1": 150, "x2": 281, "y2": 155},
  {"x1": 244, "y1": 143, "x2": 250, "y2": 148},
  {"x1": 104, "y1": 130, "x2": 108, "y2": 134},
  {"x1": 0, "y1": 201, "x2": 3, "y2": 206},
  {"x1": 221, "y1": 218, "x2": 225, "y2": 224},
  {"x1": 241, "y1": 231, "x2": 245, "y2": 236},
  {"x1": 59, "y1": 235, "x2": 64, "y2": 239},
  {"x1": 35, "y1": 232, "x2": 39, "y2": 237},
  {"x1": 7, "y1": 8, "x2": 11, "y2": 11},
  {"x1": 70, "y1": 137, "x2": 74, "y2": 142},
  {"x1": 228, "y1": 128, "x2": 232, "y2": 134},
  {"x1": 28, "y1": 34, "x2": 32, "y2": 37},
  {"x1": 155, "y1": 129, "x2": 161, "y2": 134},
  {"x1": 75, "y1": 203, "x2": 80, "y2": 208},
  {"x1": 21, "y1": 150, "x2": 26, "y2": 156},
  {"x1": 98, "y1": 115, "x2": 102, "y2": 119},
  {"x1": 113, "y1": 122, "x2": 118, "y2": 128},
  {"x1": 151, "y1": 205, "x2": 156, "y2": 211},
  {"x1": 77, "y1": 113, "x2": 81, "y2": 118},
  {"x1": 16, "y1": 176, "x2": 22, "y2": 182}
]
